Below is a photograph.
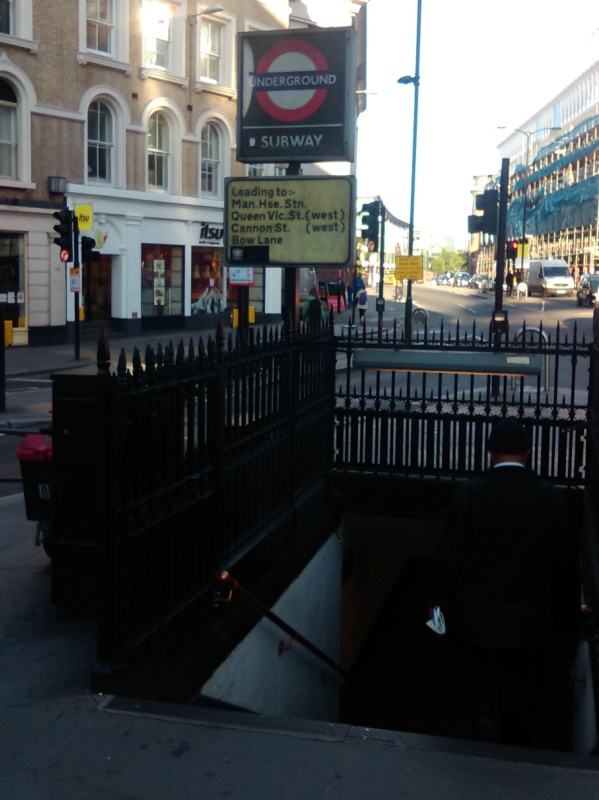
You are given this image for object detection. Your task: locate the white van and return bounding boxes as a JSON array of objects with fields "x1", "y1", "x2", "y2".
[{"x1": 524, "y1": 259, "x2": 575, "y2": 298}]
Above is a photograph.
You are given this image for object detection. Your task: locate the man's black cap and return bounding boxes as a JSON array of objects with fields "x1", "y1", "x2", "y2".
[{"x1": 487, "y1": 420, "x2": 530, "y2": 454}]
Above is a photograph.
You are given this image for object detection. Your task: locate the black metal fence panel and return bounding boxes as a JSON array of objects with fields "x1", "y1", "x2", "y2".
[
  {"x1": 334, "y1": 319, "x2": 590, "y2": 486},
  {"x1": 51, "y1": 322, "x2": 337, "y2": 686}
]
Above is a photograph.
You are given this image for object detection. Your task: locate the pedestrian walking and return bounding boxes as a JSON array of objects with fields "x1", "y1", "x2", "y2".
[
  {"x1": 428, "y1": 419, "x2": 580, "y2": 747},
  {"x1": 301, "y1": 287, "x2": 326, "y2": 327},
  {"x1": 506, "y1": 269, "x2": 514, "y2": 297},
  {"x1": 356, "y1": 286, "x2": 368, "y2": 325}
]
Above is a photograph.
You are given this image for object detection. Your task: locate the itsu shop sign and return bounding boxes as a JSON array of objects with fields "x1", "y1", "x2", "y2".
[{"x1": 237, "y1": 27, "x2": 357, "y2": 163}]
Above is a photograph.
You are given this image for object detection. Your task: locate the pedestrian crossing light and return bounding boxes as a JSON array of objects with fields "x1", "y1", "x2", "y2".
[
  {"x1": 361, "y1": 200, "x2": 380, "y2": 251},
  {"x1": 53, "y1": 207, "x2": 73, "y2": 263}
]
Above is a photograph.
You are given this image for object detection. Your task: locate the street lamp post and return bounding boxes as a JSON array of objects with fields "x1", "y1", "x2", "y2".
[{"x1": 398, "y1": 0, "x2": 422, "y2": 341}]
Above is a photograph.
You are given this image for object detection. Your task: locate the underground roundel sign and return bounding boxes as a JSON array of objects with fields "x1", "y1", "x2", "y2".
[
  {"x1": 253, "y1": 39, "x2": 333, "y2": 122},
  {"x1": 238, "y1": 27, "x2": 356, "y2": 164}
]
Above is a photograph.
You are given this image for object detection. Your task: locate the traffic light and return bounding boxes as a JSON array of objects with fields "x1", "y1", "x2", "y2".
[
  {"x1": 81, "y1": 235, "x2": 99, "y2": 265},
  {"x1": 467, "y1": 189, "x2": 498, "y2": 235},
  {"x1": 52, "y1": 207, "x2": 73, "y2": 262},
  {"x1": 361, "y1": 200, "x2": 380, "y2": 251},
  {"x1": 506, "y1": 239, "x2": 519, "y2": 261}
]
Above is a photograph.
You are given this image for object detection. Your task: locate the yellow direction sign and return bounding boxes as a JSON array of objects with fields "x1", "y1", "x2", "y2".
[
  {"x1": 395, "y1": 255, "x2": 423, "y2": 281},
  {"x1": 224, "y1": 176, "x2": 355, "y2": 267},
  {"x1": 75, "y1": 204, "x2": 93, "y2": 231}
]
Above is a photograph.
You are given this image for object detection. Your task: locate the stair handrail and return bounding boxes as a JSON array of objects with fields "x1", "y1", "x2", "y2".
[{"x1": 214, "y1": 571, "x2": 348, "y2": 680}]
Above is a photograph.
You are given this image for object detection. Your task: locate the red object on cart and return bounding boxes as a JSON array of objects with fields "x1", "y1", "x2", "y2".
[{"x1": 17, "y1": 434, "x2": 53, "y2": 521}]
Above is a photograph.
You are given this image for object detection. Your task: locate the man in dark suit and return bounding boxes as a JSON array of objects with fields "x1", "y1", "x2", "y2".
[{"x1": 430, "y1": 419, "x2": 580, "y2": 746}]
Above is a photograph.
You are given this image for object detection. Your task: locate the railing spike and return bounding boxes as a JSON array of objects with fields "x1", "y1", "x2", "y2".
[
  {"x1": 145, "y1": 345, "x2": 156, "y2": 372},
  {"x1": 116, "y1": 348, "x2": 128, "y2": 378},
  {"x1": 97, "y1": 326, "x2": 111, "y2": 376},
  {"x1": 215, "y1": 318, "x2": 226, "y2": 356},
  {"x1": 176, "y1": 340, "x2": 186, "y2": 366},
  {"x1": 132, "y1": 347, "x2": 143, "y2": 378}
]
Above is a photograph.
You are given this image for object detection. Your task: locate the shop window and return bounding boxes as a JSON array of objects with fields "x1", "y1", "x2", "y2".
[
  {"x1": 191, "y1": 246, "x2": 224, "y2": 314},
  {"x1": 0, "y1": 233, "x2": 24, "y2": 326},
  {"x1": 141, "y1": 244, "x2": 183, "y2": 317}
]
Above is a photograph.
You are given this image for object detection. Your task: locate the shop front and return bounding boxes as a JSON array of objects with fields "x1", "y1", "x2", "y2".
[{"x1": 0, "y1": 233, "x2": 25, "y2": 342}]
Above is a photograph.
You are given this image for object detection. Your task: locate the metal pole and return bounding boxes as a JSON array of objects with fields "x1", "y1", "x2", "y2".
[
  {"x1": 404, "y1": 0, "x2": 422, "y2": 341},
  {"x1": 73, "y1": 215, "x2": 80, "y2": 361},
  {"x1": 378, "y1": 200, "x2": 385, "y2": 340},
  {"x1": 520, "y1": 133, "x2": 531, "y2": 280}
]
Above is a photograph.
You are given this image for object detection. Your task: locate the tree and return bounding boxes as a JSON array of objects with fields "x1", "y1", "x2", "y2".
[{"x1": 430, "y1": 248, "x2": 468, "y2": 275}]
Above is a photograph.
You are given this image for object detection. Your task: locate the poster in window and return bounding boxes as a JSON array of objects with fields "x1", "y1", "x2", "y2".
[{"x1": 154, "y1": 259, "x2": 165, "y2": 306}]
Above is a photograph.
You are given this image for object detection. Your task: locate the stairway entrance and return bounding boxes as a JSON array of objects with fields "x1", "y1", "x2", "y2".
[{"x1": 340, "y1": 558, "x2": 574, "y2": 751}]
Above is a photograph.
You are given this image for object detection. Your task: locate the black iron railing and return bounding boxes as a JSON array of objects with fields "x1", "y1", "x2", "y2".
[
  {"x1": 49, "y1": 313, "x2": 596, "y2": 700},
  {"x1": 334, "y1": 319, "x2": 590, "y2": 485}
]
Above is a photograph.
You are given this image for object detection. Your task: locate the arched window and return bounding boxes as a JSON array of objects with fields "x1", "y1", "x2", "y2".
[
  {"x1": 87, "y1": 99, "x2": 113, "y2": 183},
  {"x1": 0, "y1": 79, "x2": 17, "y2": 178},
  {"x1": 200, "y1": 122, "x2": 220, "y2": 196},
  {"x1": 148, "y1": 110, "x2": 169, "y2": 190}
]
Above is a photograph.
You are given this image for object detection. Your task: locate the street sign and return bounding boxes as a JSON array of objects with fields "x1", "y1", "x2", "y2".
[
  {"x1": 517, "y1": 241, "x2": 529, "y2": 260},
  {"x1": 69, "y1": 268, "x2": 81, "y2": 293},
  {"x1": 224, "y1": 175, "x2": 356, "y2": 267},
  {"x1": 229, "y1": 267, "x2": 254, "y2": 286},
  {"x1": 75, "y1": 204, "x2": 93, "y2": 231},
  {"x1": 237, "y1": 27, "x2": 357, "y2": 163},
  {"x1": 395, "y1": 255, "x2": 423, "y2": 281}
]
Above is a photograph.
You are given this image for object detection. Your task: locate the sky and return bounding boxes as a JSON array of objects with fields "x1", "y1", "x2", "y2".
[{"x1": 356, "y1": 0, "x2": 599, "y2": 247}]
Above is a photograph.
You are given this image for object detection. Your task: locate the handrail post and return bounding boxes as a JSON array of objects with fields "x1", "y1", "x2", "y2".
[{"x1": 214, "y1": 571, "x2": 348, "y2": 680}]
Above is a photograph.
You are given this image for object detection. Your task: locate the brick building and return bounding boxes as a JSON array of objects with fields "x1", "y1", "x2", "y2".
[{"x1": 0, "y1": 0, "x2": 366, "y2": 345}]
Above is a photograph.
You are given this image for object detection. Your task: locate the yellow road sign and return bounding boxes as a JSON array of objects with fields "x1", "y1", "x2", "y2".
[{"x1": 395, "y1": 255, "x2": 423, "y2": 281}]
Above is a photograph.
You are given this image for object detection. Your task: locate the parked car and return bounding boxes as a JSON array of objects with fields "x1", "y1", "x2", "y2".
[
  {"x1": 453, "y1": 271, "x2": 470, "y2": 287},
  {"x1": 437, "y1": 272, "x2": 452, "y2": 285},
  {"x1": 576, "y1": 274, "x2": 599, "y2": 307},
  {"x1": 470, "y1": 273, "x2": 490, "y2": 291},
  {"x1": 488, "y1": 276, "x2": 508, "y2": 293}
]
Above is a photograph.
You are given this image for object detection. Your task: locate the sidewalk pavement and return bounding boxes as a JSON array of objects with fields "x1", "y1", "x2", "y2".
[
  {"x1": 1, "y1": 326, "x2": 224, "y2": 429},
  {"x1": 2, "y1": 329, "x2": 599, "y2": 798}
]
